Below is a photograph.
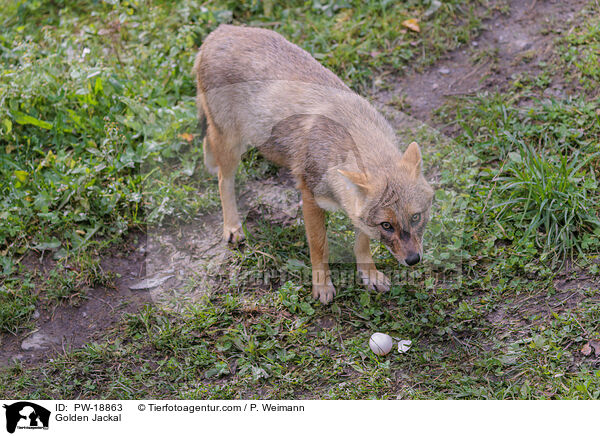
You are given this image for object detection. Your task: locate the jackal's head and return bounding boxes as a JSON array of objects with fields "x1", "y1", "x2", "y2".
[{"x1": 339, "y1": 142, "x2": 434, "y2": 266}]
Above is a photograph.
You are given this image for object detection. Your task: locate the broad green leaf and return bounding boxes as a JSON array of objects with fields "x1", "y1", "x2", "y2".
[
  {"x1": 2, "y1": 118, "x2": 12, "y2": 134},
  {"x1": 32, "y1": 240, "x2": 61, "y2": 251},
  {"x1": 11, "y1": 111, "x2": 52, "y2": 130},
  {"x1": 14, "y1": 170, "x2": 28, "y2": 182}
]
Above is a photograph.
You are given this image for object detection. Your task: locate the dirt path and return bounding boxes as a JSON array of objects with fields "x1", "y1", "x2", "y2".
[
  {"x1": 375, "y1": 0, "x2": 589, "y2": 124},
  {"x1": 1, "y1": 240, "x2": 151, "y2": 366},
  {"x1": 0, "y1": 176, "x2": 302, "y2": 366},
  {"x1": 0, "y1": 0, "x2": 591, "y2": 367}
]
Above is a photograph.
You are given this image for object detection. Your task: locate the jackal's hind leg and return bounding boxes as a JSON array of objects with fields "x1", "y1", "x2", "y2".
[{"x1": 206, "y1": 124, "x2": 245, "y2": 245}]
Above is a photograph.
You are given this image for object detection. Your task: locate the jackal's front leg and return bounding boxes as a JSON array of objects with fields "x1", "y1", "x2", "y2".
[
  {"x1": 354, "y1": 230, "x2": 391, "y2": 292},
  {"x1": 300, "y1": 186, "x2": 335, "y2": 304}
]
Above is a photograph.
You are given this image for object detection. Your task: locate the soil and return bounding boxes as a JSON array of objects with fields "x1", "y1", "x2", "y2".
[
  {"x1": 375, "y1": 0, "x2": 589, "y2": 125},
  {"x1": 0, "y1": 0, "x2": 592, "y2": 367},
  {"x1": 0, "y1": 172, "x2": 302, "y2": 366},
  {"x1": 1, "y1": 235, "x2": 151, "y2": 366}
]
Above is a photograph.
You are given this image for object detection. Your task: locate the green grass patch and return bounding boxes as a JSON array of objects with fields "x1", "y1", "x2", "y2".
[
  {"x1": 42, "y1": 254, "x2": 115, "y2": 304},
  {"x1": 558, "y1": 1, "x2": 600, "y2": 93},
  {"x1": 2, "y1": 281, "x2": 600, "y2": 399},
  {"x1": 0, "y1": 277, "x2": 37, "y2": 334},
  {"x1": 0, "y1": 0, "x2": 488, "y2": 260},
  {"x1": 492, "y1": 141, "x2": 599, "y2": 260},
  {"x1": 447, "y1": 94, "x2": 600, "y2": 263}
]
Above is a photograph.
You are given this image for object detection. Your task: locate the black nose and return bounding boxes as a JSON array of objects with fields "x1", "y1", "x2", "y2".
[{"x1": 405, "y1": 252, "x2": 420, "y2": 266}]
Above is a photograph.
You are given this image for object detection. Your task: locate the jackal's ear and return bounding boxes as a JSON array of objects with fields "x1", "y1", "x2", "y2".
[
  {"x1": 400, "y1": 141, "x2": 422, "y2": 176},
  {"x1": 338, "y1": 169, "x2": 371, "y2": 193}
]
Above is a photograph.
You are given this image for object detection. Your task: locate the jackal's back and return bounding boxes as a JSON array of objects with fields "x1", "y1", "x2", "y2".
[
  {"x1": 194, "y1": 24, "x2": 350, "y2": 93},
  {"x1": 193, "y1": 24, "x2": 399, "y2": 181}
]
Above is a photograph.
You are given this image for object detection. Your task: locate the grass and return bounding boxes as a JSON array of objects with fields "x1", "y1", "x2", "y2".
[
  {"x1": 1, "y1": 0, "x2": 600, "y2": 400},
  {"x1": 491, "y1": 141, "x2": 599, "y2": 261},
  {"x1": 0, "y1": 277, "x2": 36, "y2": 334},
  {"x1": 0, "y1": 0, "x2": 488, "y2": 260},
  {"x1": 2, "y1": 277, "x2": 600, "y2": 399},
  {"x1": 43, "y1": 254, "x2": 115, "y2": 304},
  {"x1": 445, "y1": 93, "x2": 600, "y2": 261},
  {"x1": 557, "y1": 1, "x2": 600, "y2": 94}
]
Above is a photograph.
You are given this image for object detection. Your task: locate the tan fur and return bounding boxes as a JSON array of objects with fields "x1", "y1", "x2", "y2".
[
  {"x1": 194, "y1": 25, "x2": 434, "y2": 303},
  {"x1": 299, "y1": 180, "x2": 336, "y2": 303}
]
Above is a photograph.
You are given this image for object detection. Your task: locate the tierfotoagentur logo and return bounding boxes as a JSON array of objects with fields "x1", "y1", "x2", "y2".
[{"x1": 3, "y1": 402, "x2": 50, "y2": 434}]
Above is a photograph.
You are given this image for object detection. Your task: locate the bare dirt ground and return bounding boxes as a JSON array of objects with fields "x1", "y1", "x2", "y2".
[
  {"x1": 1, "y1": 0, "x2": 592, "y2": 367},
  {"x1": 1, "y1": 236, "x2": 150, "y2": 366},
  {"x1": 375, "y1": 0, "x2": 589, "y2": 124}
]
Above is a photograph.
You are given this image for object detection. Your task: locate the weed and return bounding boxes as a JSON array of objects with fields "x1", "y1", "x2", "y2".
[
  {"x1": 43, "y1": 255, "x2": 114, "y2": 304},
  {"x1": 0, "y1": 278, "x2": 37, "y2": 334},
  {"x1": 558, "y1": 1, "x2": 600, "y2": 93},
  {"x1": 491, "y1": 141, "x2": 600, "y2": 261}
]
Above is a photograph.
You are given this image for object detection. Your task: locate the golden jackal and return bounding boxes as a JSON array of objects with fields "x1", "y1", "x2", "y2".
[{"x1": 194, "y1": 25, "x2": 434, "y2": 304}]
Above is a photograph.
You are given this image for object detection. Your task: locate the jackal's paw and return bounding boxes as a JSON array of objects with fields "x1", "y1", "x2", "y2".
[
  {"x1": 312, "y1": 282, "x2": 336, "y2": 305},
  {"x1": 359, "y1": 268, "x2": 391, "y2": 293},
  {"x1": 223, "y1": 225, "x2": 245, "y2": 245}
]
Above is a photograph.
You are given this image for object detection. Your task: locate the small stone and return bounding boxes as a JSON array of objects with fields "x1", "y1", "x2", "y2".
[
  {"x1": 472, "y1": 41, "x2": 479, "y2": 47},
  {"x1": 514, "y1": 39, "x2": 532, "y2": 51},
  {"x1": 543, "y1": 87, "x2": 565, "y2": 98},
  {"x1": 581, "y1": 343, "x2": 592, "y2": 356},
  {"x1": 423, "y1": 0, "x2": 442, "y2": 20},
  {"x1": 21, "y1": 332, "x2": 53, "y2": 351},
  {"x1": 439, "y1": 67, "x2": 450, "y2": 75}
]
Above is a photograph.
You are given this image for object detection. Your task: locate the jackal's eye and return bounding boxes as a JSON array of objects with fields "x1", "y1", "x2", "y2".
[
  {"x1": 380, "y1": 222, "x2": 394, "y2": 232},
  {"x1": 410, "y1": 213, "x2": 421, "y2": 224}
]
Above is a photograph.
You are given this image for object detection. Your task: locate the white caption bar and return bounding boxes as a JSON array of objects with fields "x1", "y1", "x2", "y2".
[{"x1": 0, "y1": 400, "x2": 595, "y2": 435}]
